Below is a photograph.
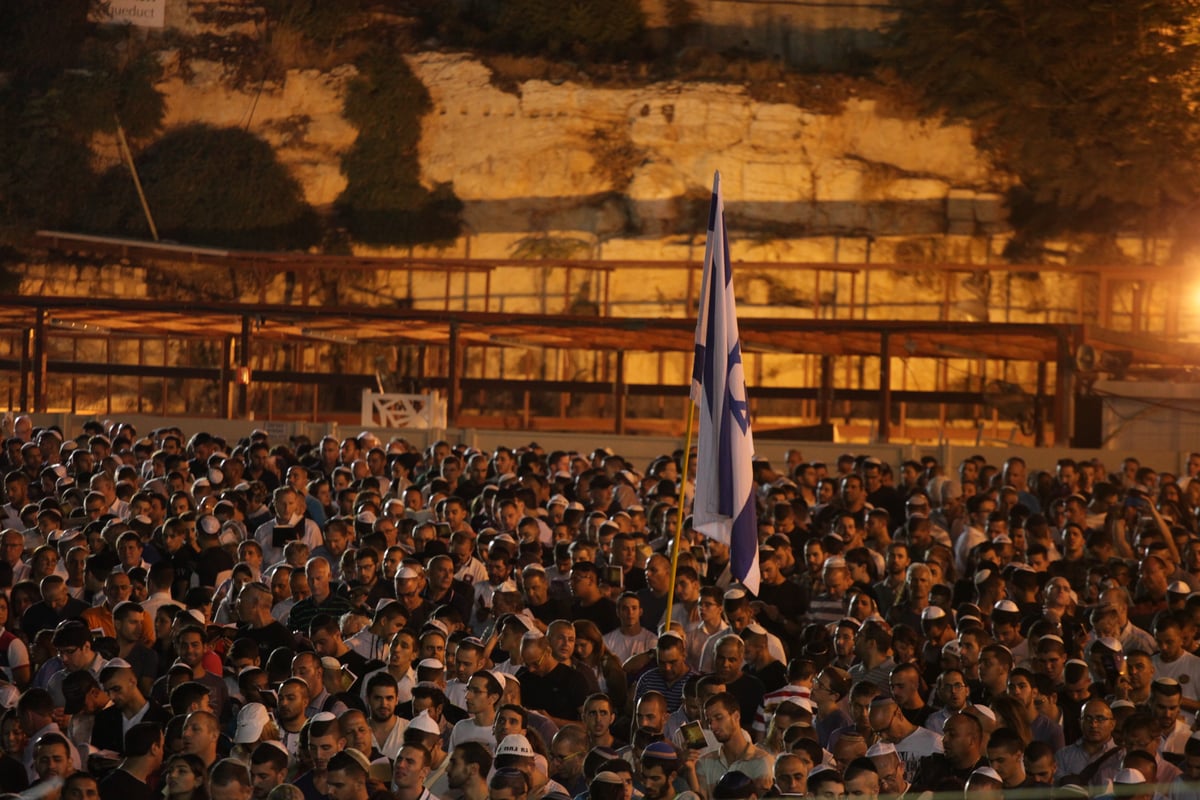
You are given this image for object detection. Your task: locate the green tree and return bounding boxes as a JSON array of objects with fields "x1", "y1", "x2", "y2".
[
  {"x1": 82, "y1": 124, "x2": 320, "y2": 250},
  {"x1": 0, "y1": 1, "x2": 164, "y2": 241},
  {"x1": 336, "y1": 45, "x2": 461, "y2": 246},
  {"x1": 494, "y1": 0, "x2": 645, "y2": 60},
  {"x1": 411, "y1": 0, "x2": 646, "y2": 62},
  {"x1": 882, "y1": 0, "x2": 1200, "y2": 245}
]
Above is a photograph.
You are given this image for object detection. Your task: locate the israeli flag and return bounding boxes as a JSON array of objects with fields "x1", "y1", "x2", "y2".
[{"x1": 690, "y1": 172, "x2": 760, "y2": 596}]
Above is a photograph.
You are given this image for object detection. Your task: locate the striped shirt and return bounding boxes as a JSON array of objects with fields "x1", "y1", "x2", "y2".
[
  {"x1": 634, "y1": 667, "x2": 698, "y2": 713},
  {"x1": 752, "y1": 682, "x2": 811, "y2": 735},
  {"x1": 805, "y1": 593, "x2": 848, "y2": 627}
]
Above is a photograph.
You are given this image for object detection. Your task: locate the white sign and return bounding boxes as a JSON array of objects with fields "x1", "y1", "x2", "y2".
[
  {"x1": 91, "y1": 0, "x2": 166, "y2": 29},
  {"x1": 361, "y1": 391, "x2": 447, "y2": 430}
]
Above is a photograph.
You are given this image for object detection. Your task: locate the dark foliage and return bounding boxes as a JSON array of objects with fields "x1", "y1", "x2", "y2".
[
  {"x1": 81, "y1": 124, "x2": 320, "y2": 251},
  {"x1": 411, "y1": 0, "x2": 647, "y2": 62},
  {"x1": 882, "y1": 0, "x2": 1200, "y2": 244},
  {"x1": 0, "y1": 0, "x2": 164, "y2": 240},
  {"x1": 336, "y1": 45, "x2": 462, "y2": 246}
]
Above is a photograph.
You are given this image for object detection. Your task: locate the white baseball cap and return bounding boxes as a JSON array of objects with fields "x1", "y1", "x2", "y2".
[{"x1": 233, "y1": 703, "x2": 270, "y2": 744}]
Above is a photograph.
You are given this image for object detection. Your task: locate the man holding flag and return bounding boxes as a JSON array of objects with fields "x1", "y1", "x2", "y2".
[{"x1": 680, "y1": 171, "x2": 760, "y2": 605}]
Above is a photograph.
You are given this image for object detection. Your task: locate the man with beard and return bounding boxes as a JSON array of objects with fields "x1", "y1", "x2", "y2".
[
  {"x1": 364, "y1": 672, "x2": 407, "y2": 760},
  {"x1": 323, "y1": 750, "x2": 377, "y2": 800},
  {"x1": 249, "y1": 742, "x2": 289, "y2": 800},
  {"x1": 910, "y1": 712, "x2": 984, "y2": 791},
  {"x1": 109, "y1": 600, "x2": 157, "y2": 697},
  {"x1": 93, "y1": 659, "x2": 169, "y2": 754},
  {"x1": 473, "y1": 540, "x2": 516, "y2": 632},
  {"x1": 446, "y1": 742, "x2": 491, "y2": 800},
  {"x1": 639, "y1": 742, "x2": 697, "y2": 800},
  {"x1": 296, "y1": 714, "x2": 345, "y2": 800},
  {"x1": 689, "y1": 692, "x2": 773, "y2": 797},
  {"x1": 396, "y1": 566, "x2": 436, "y2": 635},
  {"x1": 274, "y1": 677, "x2": 311, "y2": 759}
]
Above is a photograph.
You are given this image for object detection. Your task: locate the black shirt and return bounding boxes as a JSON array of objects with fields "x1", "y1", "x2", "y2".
[
  {"x1": 517, "y1": 662, "x2": 589, "y2": 721},
  {"x1": 726, "y1": 673, "x2": 766, "y2": 731},
  {"x1": 911, "y1": 754, "x2": 988, "y2": 793},
  {"x1": 637, "y1": 588, "x2": 669, "y2": 631},
  {"x1": 571, "y1": 597, "x2": 620, "y2": 635},
  {"x1": 99, "y1": 767, "x2": 157, "y2": 800},
  {"x1": 423, "y1": 581, "x2": 473, "y2": 624},
  {"x1": 92, "y1": 700, "x2": 170, "y2": 754},
  {"x1": 240, "y1": 620, "x2": 296, "y2": 665},
  {"x1": 195, "y1": 546, "x2": 234, "y2": 589},
  {"x1": 528, "y1": 596, "x2": 571, "y2": 626},
  {"x1": 746, "y1": 660, "x2": 788, "y2": 693},
  {"x1": 0, "y1": 755, "x2": 27, "y2": 794},
  {"x1": 21, "y1": 597, "x2": 90, "y2": 639}
]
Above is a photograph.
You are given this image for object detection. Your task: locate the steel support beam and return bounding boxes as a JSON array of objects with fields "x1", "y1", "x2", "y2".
[
  {"x1": 878, "y1": 332, "x2": 891, "y2": 443},
  {"x1": 32, "y1": 309, "x2": 46, "y2": 413}
]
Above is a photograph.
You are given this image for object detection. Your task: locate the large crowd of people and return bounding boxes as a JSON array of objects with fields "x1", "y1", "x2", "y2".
[{"x1": 0, "y1": 415, "x2": 1198, "y2": 800}]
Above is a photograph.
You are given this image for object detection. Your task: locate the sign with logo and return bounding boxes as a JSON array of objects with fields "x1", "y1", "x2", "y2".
[{"x1": 90, "y1": 0, "x2": 166, "y2": 29}]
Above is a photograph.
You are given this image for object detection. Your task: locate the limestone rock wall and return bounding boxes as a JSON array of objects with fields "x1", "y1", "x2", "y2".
[{"x1": 406, "y1": 52, "x2": 1002, "y2": 255}]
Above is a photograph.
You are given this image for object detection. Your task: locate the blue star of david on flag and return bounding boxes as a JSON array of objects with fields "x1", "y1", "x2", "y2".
[{"x1": 690, "y1": 172, "x2": 759, "y2": 596}]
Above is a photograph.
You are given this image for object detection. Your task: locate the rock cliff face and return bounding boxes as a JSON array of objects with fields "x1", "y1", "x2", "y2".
[
  {"x1": 152, "y1": 60, "x2": 360, "y2": 209},
  {"x1": 121, "y1": 37, "x2": 1008, "y2": 261},
  {"x1": 407, "y1": 52, "x2": 1005, "y2": 255}
]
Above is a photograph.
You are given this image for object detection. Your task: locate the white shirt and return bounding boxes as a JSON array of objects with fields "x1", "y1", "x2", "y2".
[
  {"x1": 445, "y1": 678, "x2": 467, "y2": 710},
  {"x1": 255, "y1": 516, "x2": 324, "y2": 567},
  {"x1": 272, "y1": 598, "x2": 297, "y2": 624},
  {"x1": 603, "y1": 627, "x2": 658, "y2": 663},
  {"x1": 953, "y1": 526, "x2": 986, "y2": 575},
  {"x1": 347, "y1": 629, "x2": 391, "y2": 662},
  {"x1": 360, "y1": 666, "x2": 416, "y2": 703},
  {"x1": 895, "y1": 726, "x2": 943, "y2": 781},
  {"x1": 455, "y1": 558, "x2": 487, "y2": 587},
  {"x1": 1153, "y1": 651, "x2": 1200, "y2": 706},
  {"x1": 1, "y1": 503, "x2": 23, "y2": 530},
  {"x1": 23, "y1": 722, "x2": 82, "y2": 782},
  {"x1": 141, "y1": 590, "x2": 183, "y2": 623},
  {"x1": 48, "y1": 654, "x2": 108, "y2": 708},
  {"x1": 373, "y1": 715, "x2": 409, "y2": 761},
  {"x1": 449, "y1": 718, "x2": 496, "y2": 752},
  {"x1": 686, "y1": 620, "x2": 724, "y2": 671},
  {"x1": 1162, "y1": 716, "x2": 1191, "y2": 756}
]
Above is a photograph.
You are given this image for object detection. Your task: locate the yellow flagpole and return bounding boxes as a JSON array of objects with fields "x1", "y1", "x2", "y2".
[{"x1": 663, "y1": 397, "x2": 696, "y2": 630}]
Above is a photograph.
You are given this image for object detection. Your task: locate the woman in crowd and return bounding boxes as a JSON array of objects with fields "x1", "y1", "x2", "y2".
[
  {"x1": 573, "y1": 619, "x2": 628, "y2": 712},
  {"x1": 164, "y1": 753, "x2": 211, "y2": 800}
]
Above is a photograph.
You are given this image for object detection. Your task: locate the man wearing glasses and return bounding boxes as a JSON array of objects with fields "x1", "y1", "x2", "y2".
[
  {"x1": 46, "y1": 622, "x2": 108, "y2": 709},
  {"x1": 1055, "y1": 697, "x2": 1120, "y2": 785},
  {"x1": 923, "y1": 670, "x2": 970, "y2": 734},
  {"x1": 867, "y1": 697, "x2": 942, "y2": 782},
  {"x1": 515, "y1": 634, "x2": 588, "y2": 725}
]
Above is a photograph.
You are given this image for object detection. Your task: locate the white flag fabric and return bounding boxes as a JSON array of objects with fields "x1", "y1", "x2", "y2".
[{"x1": 690, "y1": 172, "x2": 759, "y2": 596}]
